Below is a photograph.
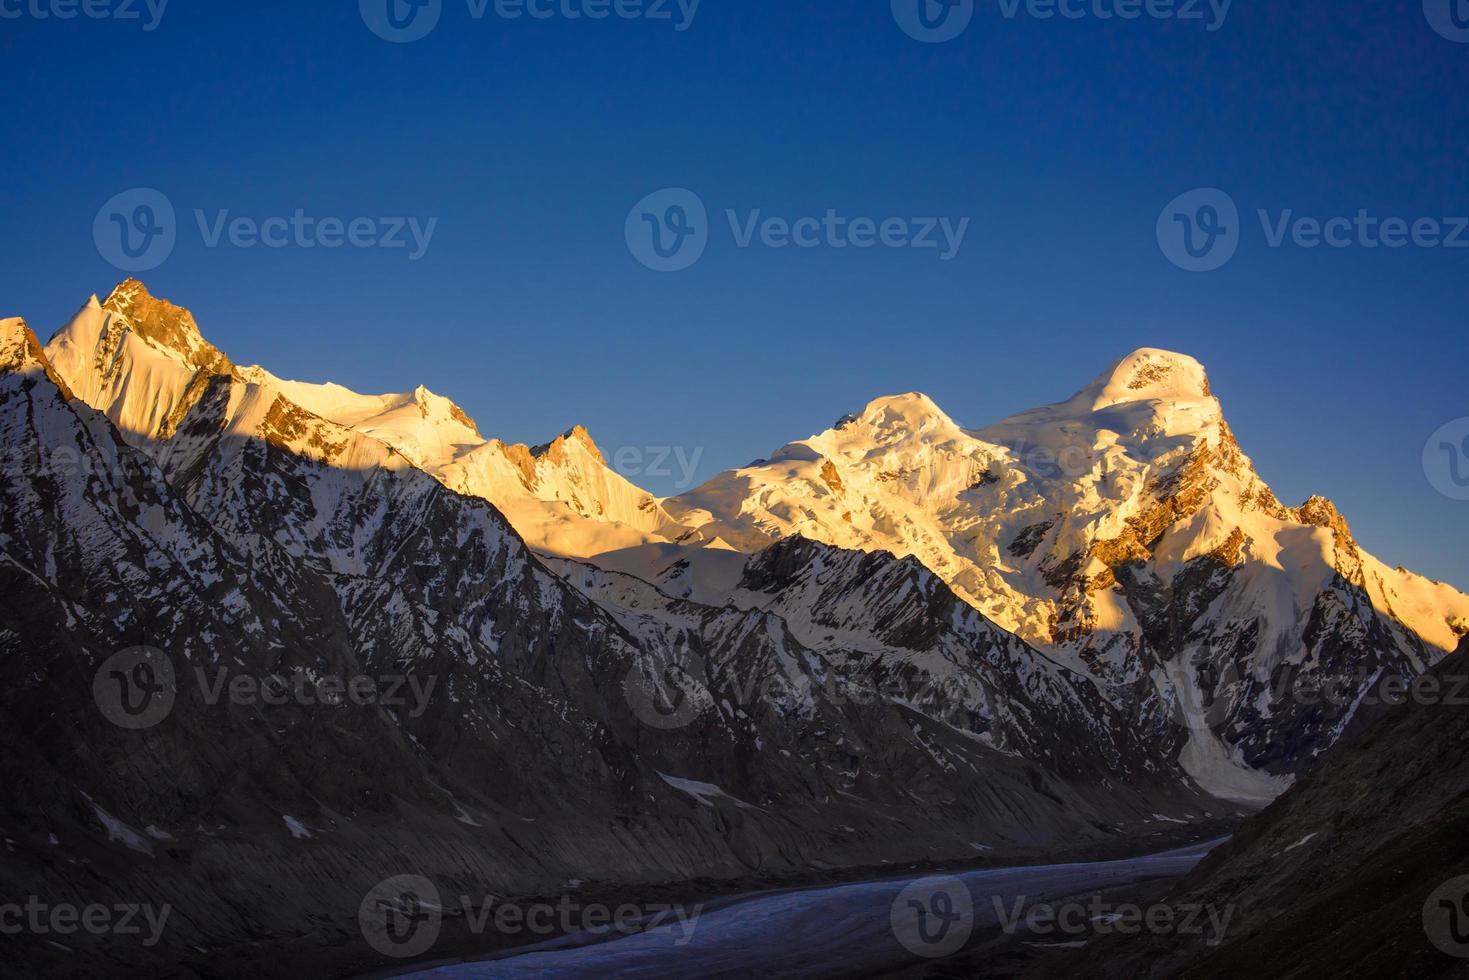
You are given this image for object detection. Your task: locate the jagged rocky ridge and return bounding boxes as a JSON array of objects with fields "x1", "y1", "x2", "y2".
[{"x1": 1, "y1": 286, "x2": 1230, "y2": 976}]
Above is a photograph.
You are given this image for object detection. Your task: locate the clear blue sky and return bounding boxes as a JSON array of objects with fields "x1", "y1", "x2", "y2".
[{"x1": 2, "y1": 1, "x2": 1467, "y2": 589}]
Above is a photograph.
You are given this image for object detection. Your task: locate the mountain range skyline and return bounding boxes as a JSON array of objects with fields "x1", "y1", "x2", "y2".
[
  {"x1": 10, "y1": 4, "x2": 1469, "y2": 596},
  {"x1": 21, "y1": 277, "x2": 1468, "y2": 597},
  {"x1": 34, "y1": 278, "x2": 1469, "y2": 799},
  {"x1": 5, "y1": 276, "x2": 1467, "y2": 976}
]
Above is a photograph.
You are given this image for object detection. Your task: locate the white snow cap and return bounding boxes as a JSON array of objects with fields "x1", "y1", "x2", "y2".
[{"x1": 1076, "y1": 348, "x2": 1213, "y2": 412}]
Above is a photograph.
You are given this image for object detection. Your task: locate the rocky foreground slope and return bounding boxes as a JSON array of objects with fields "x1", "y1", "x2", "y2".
[{"x1": 1059, "y1": 638, "x2": 1469, "y2": 979}]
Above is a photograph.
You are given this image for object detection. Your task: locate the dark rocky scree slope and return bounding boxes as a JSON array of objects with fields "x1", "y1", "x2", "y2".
[
  {"x1": 1054, "y1": 637, "x2": 1469, "y2": 980},
  {"x1": 0, "y1": 302, "x2": 1228, "y2": 979}
]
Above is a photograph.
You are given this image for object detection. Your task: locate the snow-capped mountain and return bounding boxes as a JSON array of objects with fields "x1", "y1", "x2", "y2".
[
  {"x1": 663, "y1": 349, "x2": 1469, "y2": 800},
  {"x1": 2, "y1": 284, "x2": 1238, "y2": 976},
  {"x1": 46, "y1": 279, "x2": 692, "y2": 560},
  {"x1": 39, "y1": 282, "x2": 1469, "y2": 809}
]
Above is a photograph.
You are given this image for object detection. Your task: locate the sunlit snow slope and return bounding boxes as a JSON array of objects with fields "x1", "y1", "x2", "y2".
[{"x1": 44, "y1": 280, "x2": 692, "y2": 558}]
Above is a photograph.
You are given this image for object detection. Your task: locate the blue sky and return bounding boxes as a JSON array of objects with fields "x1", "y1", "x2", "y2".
[{"x1": 2, "y1": 0, "x2": 1467, "y2": 588}]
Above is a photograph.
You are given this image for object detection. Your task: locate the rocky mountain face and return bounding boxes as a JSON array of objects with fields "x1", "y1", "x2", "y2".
[
  {"x1": 1, "y1": 285, "x2": 1235, "y2": 977},
  {"x1": 1062, "y1": 638, "x2": 1469, "y2": 979},
  {"x1": 662, "y1": 349, "x2": 1469, "y2": 802}
]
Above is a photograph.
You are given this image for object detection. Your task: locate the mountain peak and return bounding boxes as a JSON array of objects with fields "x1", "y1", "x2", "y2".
[
  {"x1": 1, "y1": 317, "x2": 75, "y2": 398},
  {"x1": 531, "y1": 424, "x2": 604, "y2": 464},
  {"x1": 848, "y1": 392, "x2": 963, "y2": 439},
  {"x1": 1083, "y1": 349, "x2": 1213, "y2": 411},
  {"x1": 0, "y1": 317, "x2": 39, "y2": 372},
  {"x1": 409, "y1": 384, "x2": 482, "y2": 437},
  {"x1": 101, "y1": 279, "x2": 232, "y2": 376}
]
